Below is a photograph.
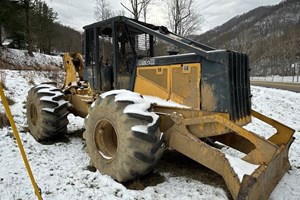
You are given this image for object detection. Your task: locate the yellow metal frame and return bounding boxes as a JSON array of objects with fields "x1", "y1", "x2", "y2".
[
  {"x1": 63, "y1": 53, "x2": 84, "y2": 88},
  {"x1": 62, "y1": 53, "x2": 94, "y2": 118},
  {"x1": 63, "y1": 53, "x2": 93, "y2": 96},
  {"x1": 134, "y1": 63, "x2": 201, "y2": 109},
  {"x1": 59, "y1": 53, "x2": 294, "y2": 199},
  {"x1": 66, "y1": 94, "x2": 93, "y2": 118},
  {"x1": 156, "y1": 106, "x2": 294, "y2": 200},
  {"x1": 0, "y1": 84, "x2": 43, "y2": 200}
]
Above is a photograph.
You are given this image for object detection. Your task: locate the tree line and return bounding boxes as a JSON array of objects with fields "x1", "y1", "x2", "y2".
[
  {"x1": 195, "y1": 0, "x2": 300, "y2": 77},
  {"x1": 94, "y1": 0, "x2": 203, "y2": 56},
  {"x1": 0, "y1": 0, "x2": 204, "y2": 56},
  {"x1": 95, "y1": 0, "x2": 203, "y2": 37},
  {"x1": 0, "y1": 0, "x2": 81, "y2": 55}
]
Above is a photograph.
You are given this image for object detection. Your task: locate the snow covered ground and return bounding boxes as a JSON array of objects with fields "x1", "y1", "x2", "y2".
[
  {"x1": 0, "y1": 47, "x2": 63, "y2": 69},
  {"x1": 0, "y1": 70, "x2": 299, "y2": 200}
]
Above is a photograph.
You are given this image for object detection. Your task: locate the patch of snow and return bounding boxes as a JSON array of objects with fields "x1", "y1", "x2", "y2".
[
  {"x1": 160, "y1": 132, "x2": 164, "y2": 140},
  {"x1": 101, "y1": 90, "x2": 188, "y2": 109},
  {"x1": 219, "y1": 143, "x2": 246, "y2": 159},
  {"x1": 2, "y1": 39, "x2": 12, "y2": 46},
  {"x1": 36, "y1": 86, "x2": 67, "y2": 113},
  {"x1": 0, "y1": 71, "x2": 299, "y2": 200},
  {"x1": 99, "y1": 89, "x2": 128, "y2": 99},
  {"x1": 225, "y1": 154, "x2": 259, "y2": 182},
  {"x1": 90, "y1": 101, "x2": 95, "y2": 109},
  {"x1": 0, "y1": 47, "x2": 63, "y2": 69},
  {"x1": 270, "y1": 170, "x2": 300, "y2": 200},
  {"x1": 100, "y1": 90, "x2": 159, "y2": 134},
  {"x1": 143, "y1": 95, "x2": 190, "y2": 109},
  {"x1": 99, "y1": 151, "x2": 113, "y2": 160},
  {"x1": 100, "y1": 90, "x2": 191, "y2": 134}
]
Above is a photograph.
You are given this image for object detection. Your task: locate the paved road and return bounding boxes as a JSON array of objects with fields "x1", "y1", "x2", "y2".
[{"x1": 251, "y1": 81, "x2": 300, "y2": 93}]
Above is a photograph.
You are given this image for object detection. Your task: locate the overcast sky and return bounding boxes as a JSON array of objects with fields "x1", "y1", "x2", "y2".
[{"x1": 44, "y1": 0, "x2": 282, "y2": 33}]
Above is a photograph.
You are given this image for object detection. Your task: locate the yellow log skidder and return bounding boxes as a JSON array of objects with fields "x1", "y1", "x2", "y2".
[{"x1": 26, "y1": 16, "x2": 294, "y2": 200}]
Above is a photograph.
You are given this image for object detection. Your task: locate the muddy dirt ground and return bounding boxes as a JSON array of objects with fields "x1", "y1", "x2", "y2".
[
  {"x1": 125, "y1": 149, "x2": 232, "y2": 199},
  {"x1": 61, "y1": 129, "x2": 232, "y2": 199}
]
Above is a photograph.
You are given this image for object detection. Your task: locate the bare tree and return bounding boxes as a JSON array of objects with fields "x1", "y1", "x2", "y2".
[
  {"x1": 121, "y1": 0, "x2": 152, "y2": 20},
  {"x1": 0, "y1": 27, "x2": 2, "y2": 47},
  {"x1": 166, "y1": 0, "x2": 203, "y2": 36},
  {"x1": 116, "y1": 9, "x2": 126, "y2": 16},
  {"x1": 94, "y1": 0, "x2": 113, "y2": 21},
  {"x1": 143, "y1": 3, "x2": 148, "y2": 22}
]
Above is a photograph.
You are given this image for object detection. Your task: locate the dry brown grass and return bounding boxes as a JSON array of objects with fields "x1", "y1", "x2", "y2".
[
  {"x1": 5, "y1": 96, "x2": 16, "y2": 105},
  {"x1": 0, "y1": 112, "x2": 10, "y2": 128},
  {"x1": 0, "y1": 59, "x2": 12, "y2": 69},
  {"x1": 0, "y1": 58, "x2": 62, "y2": 71},
  {"x1": 40, "y1": 65, "x2": 58, "y2": 71}
]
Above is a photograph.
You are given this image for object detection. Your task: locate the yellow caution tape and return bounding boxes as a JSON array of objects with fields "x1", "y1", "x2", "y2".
[{"x1": 0, "y1": 84, "x2": 43, "y2": 200}]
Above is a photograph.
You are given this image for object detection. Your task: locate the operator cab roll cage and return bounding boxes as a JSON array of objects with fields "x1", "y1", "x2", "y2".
[{"x1": 83, "y1": 16, "x2": 226, "y2": 94}]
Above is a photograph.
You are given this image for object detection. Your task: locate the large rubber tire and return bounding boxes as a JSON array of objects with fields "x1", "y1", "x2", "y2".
[
  {"x1": 84, "y1": 91, "x2": 163, "y2": 182},
  {"x1": 26, "y1": 83, "x2": 69, "y2": 141}
]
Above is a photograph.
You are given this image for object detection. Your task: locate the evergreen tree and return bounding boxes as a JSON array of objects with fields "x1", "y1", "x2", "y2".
[
  {"x1": 22, "y1": 0, "x2": 34, "y2": 56},
  {"x1": 0, "y1": 1, "x2": 27, "y2": 49},
  {"x1": 32, "y1": 0, "x2": 58, "y2": 53},
  {"x1": 1, "y1": 0, "x2": 81, "y2": 54},
  {"x1": 0, "y1": 0, "x2": 10, "y2": 46}
]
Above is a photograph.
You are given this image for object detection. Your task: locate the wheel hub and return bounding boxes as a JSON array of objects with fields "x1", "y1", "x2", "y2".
[
  {"x1": 30, "y1": 103, "x2": 38, "y2": 126},
  {"x1": 94, "y1": 120, "x2": 118, "y2": 160}
]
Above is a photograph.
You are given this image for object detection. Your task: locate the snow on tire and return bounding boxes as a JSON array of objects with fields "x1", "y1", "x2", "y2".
[
  {"x1": 84, "y1": 90, "x2": 164, "y2": 182},
  {"x1": 26, "y1": 83, "x2": 69, "y2": 141}
]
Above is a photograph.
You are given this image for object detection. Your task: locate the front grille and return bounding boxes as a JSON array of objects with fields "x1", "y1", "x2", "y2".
[{"x1": 228, "y1": 51, "x2": 251, "y2": 121}]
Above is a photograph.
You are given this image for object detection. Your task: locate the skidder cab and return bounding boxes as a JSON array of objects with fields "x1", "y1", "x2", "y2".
[{"x1": 26, "y1": 16, "x2": 294, "y2": 200}]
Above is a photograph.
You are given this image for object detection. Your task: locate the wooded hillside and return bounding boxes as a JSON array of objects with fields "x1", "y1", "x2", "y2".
[
  {"x1": 195, "y1": 0, "x2": 300, "y2": 76},
  {"x1": 0, "y1": 0, "x2": 81, "y2": 55}
]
